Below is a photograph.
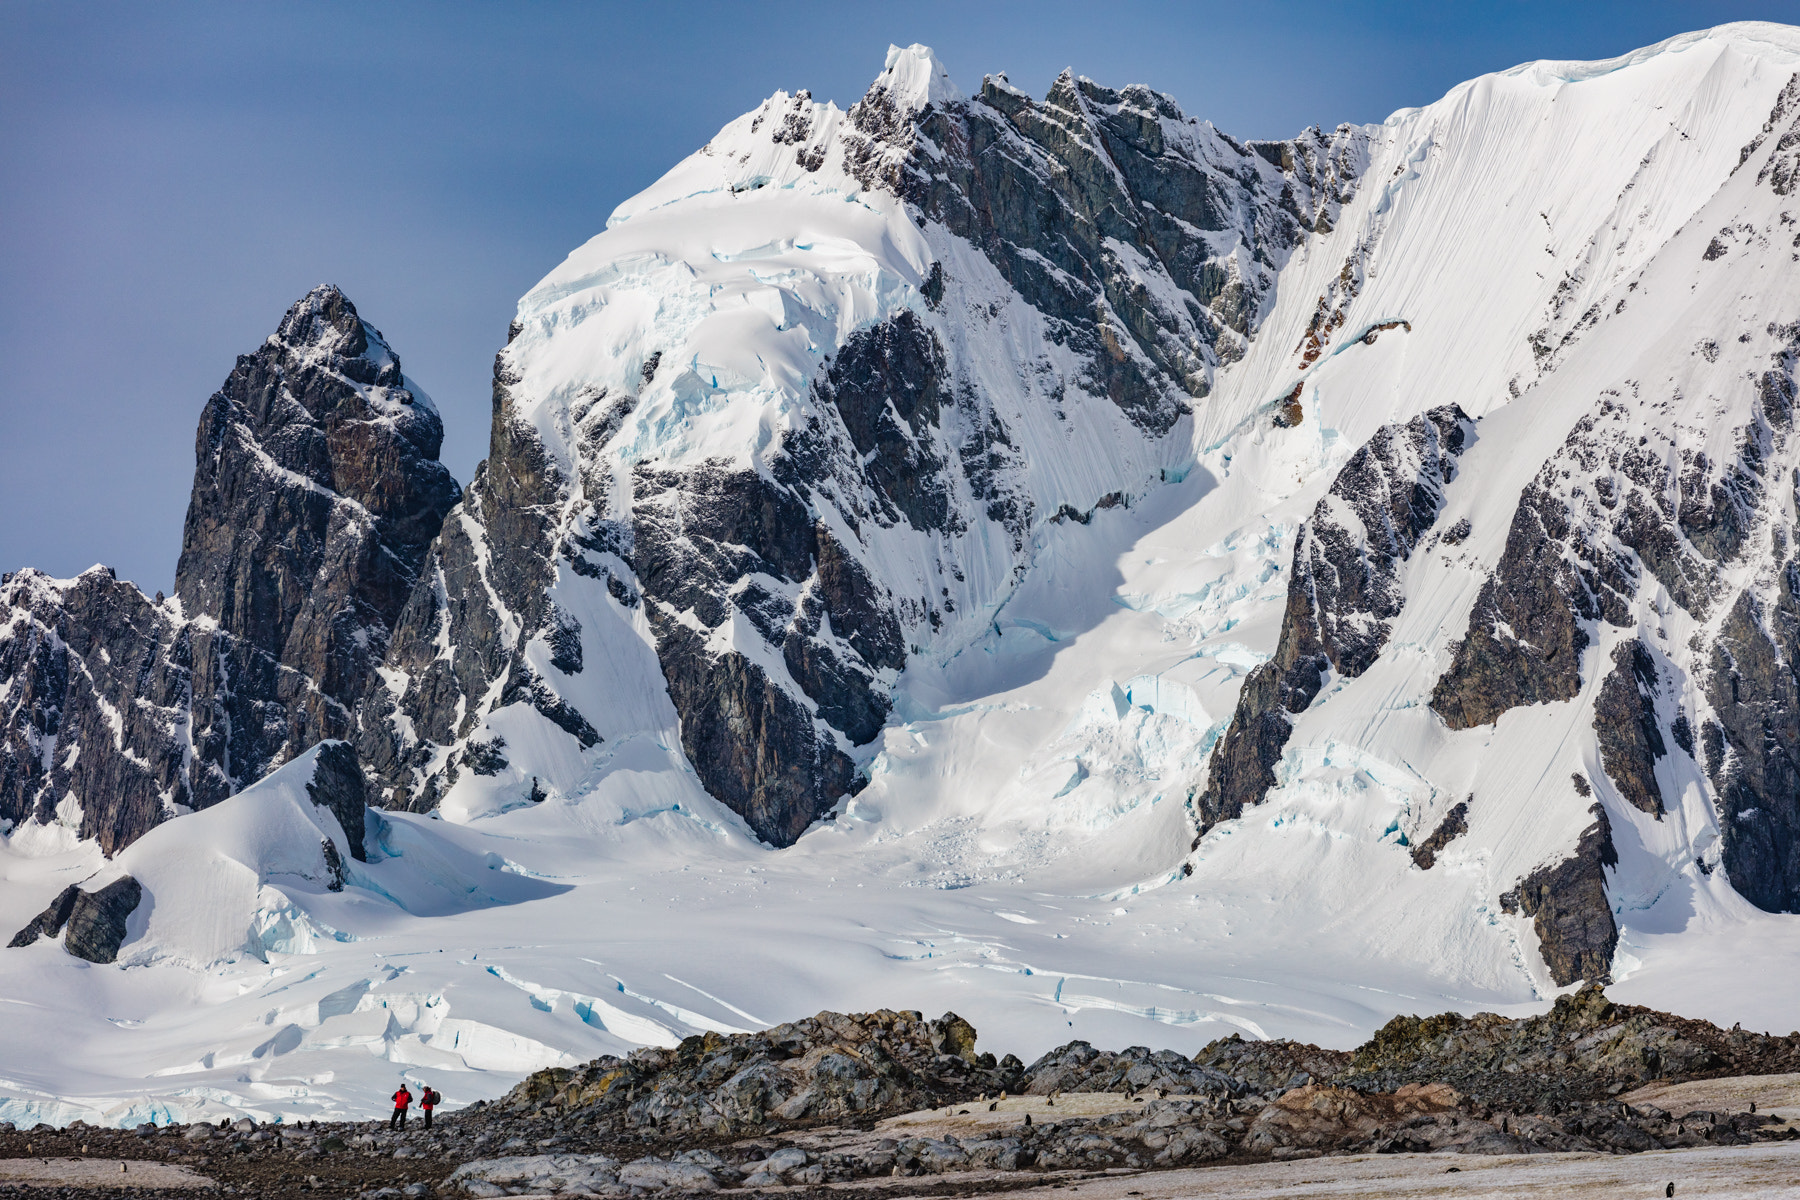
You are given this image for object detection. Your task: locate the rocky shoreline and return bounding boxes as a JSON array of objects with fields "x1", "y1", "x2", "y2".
[{"x1": 2, "y1": 987, "x2": 1798, "y2": 1198}]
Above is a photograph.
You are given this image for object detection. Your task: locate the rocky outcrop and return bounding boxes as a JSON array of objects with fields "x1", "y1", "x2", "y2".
[
  {"x1": 1499, "y1": 803, "x2": 1619, "y2": 986},
  {"x1": 1195, "y1": 406, "x2": 1470, "y2": 832},
  {"x1": 304, "y1": 740, "x2": 369, "y2": 863},
  {"x1": 9, "y1": 876, "x2": 142, "y2": 963},
  {"x1": 62, "y1": 876, "x2": 141, "y2": 963},
  {"x1": 1409, "y1": 799, "x2": 1469, "y2": 869},
  {"x1": 1023, "y1": 1035, "x2": 1348, "y2": 1098},
  {"x1": 896, "y1": 72, "x2": 1367, "y2": 422},
  {"x1": 1704, "y1": 568, "x2": 1800, "y2": 912},
  {"x1": 0, "y1": 288, "x2": 458, "y2": 856},
  {"x1": 1338, "y1": 983, "x2": 1800, "y2": 1108},
  {"x1": 1593, "y1": 639, "x2": 1669, "y2": 816},
  {"x1": 1431, "y1": 482, "x2": 1615, "y2": 729},
  {"x1": 12, "y1": 877, "x2": 145, "y2": 964}
]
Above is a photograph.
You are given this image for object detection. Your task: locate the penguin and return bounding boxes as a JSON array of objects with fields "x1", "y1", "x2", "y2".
[{"x1": 989, "y1": 1102, "x2": 998, "y2": 1112}]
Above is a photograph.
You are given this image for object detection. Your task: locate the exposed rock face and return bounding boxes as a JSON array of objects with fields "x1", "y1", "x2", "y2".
[
  {"x1": 1593, "y1": 639, "x2": 1669, "y2": 816},
  {"x1": 1195, "y1": 406, "x2": 1470, "y2": 832},
  {"x1": 1704, "y1": 567, "x2": 1800, "y2": 911},
  {"x1": 1499, "y1": 804, "x2": 1619, "y2": 986},
  {"x1": 62, "y1": 876, "x2": 141, "y2": 964},
  {"x1": 0, "y1": 287, "x2": 458, "y2": 855},
  {"x1": 504, "y1": 1009, "x2": 1017, "y2": 1135},
  {"x1": 893, "y1": 72, "x2": 1367, "y2": 421},
  {"x1": 1426, "y1": 304, "x2": 1800, "y2": 934},
  {"x1": 7, "y1": 873, "x2": 141, "y2": 962},
  {"x1": 1430, "y1": 481, "x2": 1620, "y2": 729},
  {"x1": 0, "y1": 567, "x2": 194, "y2": 854}
]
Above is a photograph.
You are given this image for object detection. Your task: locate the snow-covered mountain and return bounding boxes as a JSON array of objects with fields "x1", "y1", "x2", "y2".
[{"x1": 3, "y1": 23, "x2": 1800, "y2": 1127}]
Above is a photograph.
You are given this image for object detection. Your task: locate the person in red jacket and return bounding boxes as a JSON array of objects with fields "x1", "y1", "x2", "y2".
[
  {"x1": 389, "y1": 1083, "x2": 413, "y2": 1131},
  {"x1": 420, "y1": 1084, "x2": 440, "y2": 1130}
]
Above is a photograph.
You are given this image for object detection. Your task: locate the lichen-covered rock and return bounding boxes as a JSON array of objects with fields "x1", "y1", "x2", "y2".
[
  {"x1": 502, "y1": 1009, "x2": 1012, "y2": 1136},
  {"x1": 1243, "y1": 1081, "x2": 1459, "y2": 1153},
  {"x1": 1023, "y1": 1034, "x2": 1347, "y2": 1099},
  {"x1": 1335, "y1": 984, "x2": 1800, "y2": 1110}
]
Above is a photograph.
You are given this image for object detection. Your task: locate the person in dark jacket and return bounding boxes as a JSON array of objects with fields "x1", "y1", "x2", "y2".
[
  {"x1": 390, "y1": 1084, "x2": 413, "y2": 1130},
  {"x1": 420, "y1": 1084, "x2": 440, "y2": 1130}
]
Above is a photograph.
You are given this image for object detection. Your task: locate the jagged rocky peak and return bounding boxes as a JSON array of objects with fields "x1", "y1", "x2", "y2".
[
  {"x1": 174, "y1": 283, "x2": 461, "y2": 809},
  {"x1": 0, "y1": 286, "x2": 458, "y2": 856}
]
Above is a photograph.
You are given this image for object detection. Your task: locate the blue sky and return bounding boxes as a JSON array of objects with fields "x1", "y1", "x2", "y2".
[{"x1": 4, "y1": 0, "x2": 1795, "y2": 591}]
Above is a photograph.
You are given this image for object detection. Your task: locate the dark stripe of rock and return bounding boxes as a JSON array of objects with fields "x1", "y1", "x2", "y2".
[
  {"x1": 1409, "y1": 799, "x2": 1469, "y2": 869},
  {"x1": 304, "y1": 741, "x2": 369, "y2": 863},
  {"x1": 1593, "y1": 639, "x2": 1669, "y2": 816},
  {"x1": 1195, "y1": 405, "x2": 1469, "y2": 833}
]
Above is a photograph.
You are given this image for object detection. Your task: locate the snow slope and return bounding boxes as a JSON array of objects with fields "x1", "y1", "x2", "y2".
[{"x1": 5, "y1": 24, "x2": 1800, "y2": 1126}]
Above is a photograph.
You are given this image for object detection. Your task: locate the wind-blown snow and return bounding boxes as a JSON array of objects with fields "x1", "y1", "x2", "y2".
[{"x1": 6, "y1": 22, "x2": 1800, "y2": 1127}]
